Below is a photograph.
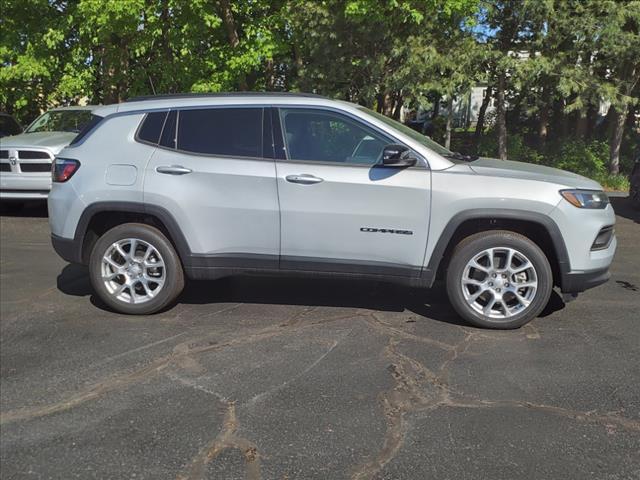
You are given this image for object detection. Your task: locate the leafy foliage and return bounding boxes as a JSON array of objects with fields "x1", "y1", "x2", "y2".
[{"x1": 1, "y1": 0, "x2": 638, "y2": 182}]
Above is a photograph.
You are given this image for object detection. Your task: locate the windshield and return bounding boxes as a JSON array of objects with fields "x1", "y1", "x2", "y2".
[
  {"x1": 356, "y1": 106, "x2": 452, "y2": 156},
  {"x1": 25, "y1": 110, "x2": 93, "y2": 134}
]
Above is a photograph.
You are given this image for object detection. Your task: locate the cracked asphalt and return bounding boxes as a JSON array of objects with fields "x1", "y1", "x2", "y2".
[{"x1": 1, "y1": 198, "x2": 639, "y2": 480}]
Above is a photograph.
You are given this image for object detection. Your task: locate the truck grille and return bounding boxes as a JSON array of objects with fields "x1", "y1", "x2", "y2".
[
  {"x1": 0, "y1": 149, "x2": 53, "y2": 174},
  {"x1": 20, "y1": 163, "x2": 52, "y2": 173},
  {"x1": 18, "y1": 150, "x2": 51, "y2": 159}
]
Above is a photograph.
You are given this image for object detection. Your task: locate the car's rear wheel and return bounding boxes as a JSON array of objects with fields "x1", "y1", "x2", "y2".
[
  {"x1": 89, "y1": 223, "x2": 184, "y2": 314},
  {"x1": 446, "y1": 230, "x2": 553, "y2": 329}
]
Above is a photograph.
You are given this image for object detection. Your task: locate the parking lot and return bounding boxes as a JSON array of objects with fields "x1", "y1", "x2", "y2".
[{"x1": 0, "y1": 198, "x2": 638, "y2": 479}]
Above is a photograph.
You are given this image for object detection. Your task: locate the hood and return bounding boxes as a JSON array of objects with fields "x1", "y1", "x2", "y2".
[
  {"x1": 0, "y1": 131, "x2": 77, "y2": 153},
  {"x1": 469, "y1": 157, "x2": 602, "y2": 190}
]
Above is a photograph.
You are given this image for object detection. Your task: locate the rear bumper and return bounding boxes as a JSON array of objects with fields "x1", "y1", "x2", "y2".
[
  {"x1": 51, "y1": 233, "x2": 82, "y2": 264},
  {"x1": 560, "y1": 267, "x2": 611, "y2": 294}
]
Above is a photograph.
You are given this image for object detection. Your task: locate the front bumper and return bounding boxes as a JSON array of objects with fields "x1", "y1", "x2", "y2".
[
  {"x1": 1, "y1": 174, "x2": 51, "y2": 199},
  {"x1": 0, "y1": 189, "x2": 49, "y2": 200},
  {"x1": 560, "y1": 267, "x2": 611, "y2": 293}
]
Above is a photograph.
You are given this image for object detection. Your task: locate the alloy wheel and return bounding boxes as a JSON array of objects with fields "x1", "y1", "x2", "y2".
[
  {"x1": 101, "y1": 238, "x2": 166, "y2": 304},
  {"x1": 461, "y1": 247, "x2": 538, "y2": 320}
]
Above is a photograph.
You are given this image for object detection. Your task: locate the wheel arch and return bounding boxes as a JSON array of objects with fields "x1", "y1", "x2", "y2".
[
  {"x1": 72, "y1": 202, "x2": 192, "y2": 266},
  {"x1": 423, "y1": 209, "x2": 570, "y2": 289}
]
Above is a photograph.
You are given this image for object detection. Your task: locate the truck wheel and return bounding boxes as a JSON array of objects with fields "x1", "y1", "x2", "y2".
[
  {"x1": 446, "y1": 230, "x2": 553, "y2": 329},
  {"x1": 89, "y1": 223, "x2": 184, "y2": 315}
]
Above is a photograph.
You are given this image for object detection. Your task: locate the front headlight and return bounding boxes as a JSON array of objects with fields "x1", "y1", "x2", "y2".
[{"x1": 560, "y1": 189, "x2": 609, "y2": 209}]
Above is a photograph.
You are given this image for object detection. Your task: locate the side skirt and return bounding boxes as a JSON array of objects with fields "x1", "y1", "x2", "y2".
[{"x1": 184, "y1": 254, "x2": 431, "y2": 288}]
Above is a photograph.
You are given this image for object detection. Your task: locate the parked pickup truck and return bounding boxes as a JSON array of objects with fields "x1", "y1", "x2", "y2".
[{"x1": 0, "y1": 106, "x2": 98, "y2": 206}]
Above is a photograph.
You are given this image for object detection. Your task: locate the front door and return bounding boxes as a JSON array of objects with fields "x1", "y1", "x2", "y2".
[{"x1": 274, "y1": 107, "x2": 431, "y2": 277}]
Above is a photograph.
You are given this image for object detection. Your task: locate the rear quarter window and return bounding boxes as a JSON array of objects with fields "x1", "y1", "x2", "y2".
[{"x1": 176, "y1": 108, "x2": 262, "y2": 157}]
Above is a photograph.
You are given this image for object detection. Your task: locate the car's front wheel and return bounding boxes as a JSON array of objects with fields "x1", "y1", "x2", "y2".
[
  {"x1": 89, "y1": 223, "x2": 184, "y2": 314},
  {"x1": 446, "y1": 230, "x2": 553, "y2": 329}
]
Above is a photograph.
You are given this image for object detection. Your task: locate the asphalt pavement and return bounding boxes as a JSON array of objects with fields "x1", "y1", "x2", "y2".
[{"x1": 1, "y1": 198, "x2": 639, "y2": 479}]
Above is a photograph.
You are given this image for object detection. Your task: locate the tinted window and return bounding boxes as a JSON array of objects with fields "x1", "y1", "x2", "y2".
[
  {"x1": 69, "y1": 114, "x2": 103, "y2": 145},
  {"x1": 137, "y1": 111, "x2": 168, "y2": 145},
  {"x1": 279, "y1": 108, "x2": 389, "y2": 165},
  {"x1": 160, "y1": 110, "x2": 177, "y2": 149},
  {"x1": 177, "y1": 108, "x2": 262, "y2": 157}
]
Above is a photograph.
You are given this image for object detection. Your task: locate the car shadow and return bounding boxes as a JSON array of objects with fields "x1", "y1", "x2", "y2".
[
  {"x1": 0, "y1": 201, "x2": 48, "y2": 217},
  {"x1": 610, "y1": 196, "x2": 639, "y2": 224},
  {"x1": 56, "y1": 264, "x2": 565, "y2": 327}
]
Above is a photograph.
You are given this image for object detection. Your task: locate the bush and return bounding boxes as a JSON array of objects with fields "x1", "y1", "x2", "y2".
[
  {"x1": 550, "y1": 140, "x2": 608, "y2": 179},
  {"x1": 477, "y1": 133, "x2": 544, "y2": 164},
  {"x1": 455, "y1": 130, "x2": 632, "y2": 191},
  {"x1": 594, "y1": 173, "x2": 630, "y2": 191}
]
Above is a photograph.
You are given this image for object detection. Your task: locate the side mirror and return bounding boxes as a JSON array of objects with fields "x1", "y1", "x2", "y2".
[{"x1": 382, "y1": 144, "x2": 417, "y2": 167}]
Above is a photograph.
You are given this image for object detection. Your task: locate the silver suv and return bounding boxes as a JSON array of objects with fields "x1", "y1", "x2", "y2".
[
  {"x1": 0, "y1": 106, "x2": 98, "y2": 204},
  {"x1": 48, "y1": 93, "x2": 616, "y2": 328}
]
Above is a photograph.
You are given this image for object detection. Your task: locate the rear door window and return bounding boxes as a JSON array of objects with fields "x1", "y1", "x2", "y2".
[
  {"x1": 159, "y1": 110, "x2": 177, "y2": 149},
  {"x1": 177, "y1": 108, "x2": 263, "y2": 158},
  {"x1": 137, "y1": 111, "x2": 168, "y2": 145}
]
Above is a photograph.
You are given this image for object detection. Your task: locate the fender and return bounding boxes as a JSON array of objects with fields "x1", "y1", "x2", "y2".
[
  {"x1": 421, "y1": 208, "x2": 571, "y2": 288},
  {"x1": 68, "y1": 201, "x2": 193, "y2": 264}
]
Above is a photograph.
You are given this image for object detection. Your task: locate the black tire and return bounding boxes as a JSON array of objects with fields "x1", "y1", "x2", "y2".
[
  {"x1": 446, "y1": 230, "x2": 553, "y2": 329},
  {"x1": 89, "y1": 223, "x2": 184, "y2": 314}
]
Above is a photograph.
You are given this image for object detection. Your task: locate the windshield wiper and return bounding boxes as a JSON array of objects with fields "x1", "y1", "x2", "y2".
[{"x1": 444, "y1": 151, "x2": 478, "y2": 162}]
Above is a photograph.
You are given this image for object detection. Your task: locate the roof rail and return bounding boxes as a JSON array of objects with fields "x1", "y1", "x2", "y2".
[{"x1": 124, "y1": 92, "x2": 326, "y2": 102}]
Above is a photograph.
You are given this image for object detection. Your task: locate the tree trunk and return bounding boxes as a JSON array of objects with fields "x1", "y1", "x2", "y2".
[
  {"x1": 382, "y1": 92, "x2": 394, "y2": 116},
  {"x1": 538, "y1": 105, "x2": 548, "y2": 147},
  {"x1": 496, "y1": 71, "x2": 507, "y2": 160},
  {"x1": 265, "y1": 58, "x2": 275, "y2": 90},
  {"x1": 576, "y1": 109, "x2": 588, "y2": 138},
  {"x1": 219, "y1": 0, "x2": 248, "y2": 90},
  {"x1": 473, "y1": 85, "x2": 492, "y2": 152},
  {"x1": 392, "y1": 92, "x2": 403, "y2": 120},
  {"x1": 445, "y1": 95, "x2": 454, "y2": 150},
  {"x1": 431, "y1": 93, "x2": 441, "y2": 119},
  {"x1": 376, "y1": 93, "x2": 384, "y2": 113},
  {"x1": 609, "y1": 104, "x2": 627, "y2": 175}
]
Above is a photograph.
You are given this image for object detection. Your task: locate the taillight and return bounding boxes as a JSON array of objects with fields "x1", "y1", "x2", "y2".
[{"x1": 52, "y1": 158, "x2": 81, "y2": 182}]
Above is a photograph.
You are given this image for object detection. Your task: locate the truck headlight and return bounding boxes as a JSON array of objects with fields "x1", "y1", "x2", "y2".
[{"x1": 560, "y1": 189, "x2": 609, "y2": 209}]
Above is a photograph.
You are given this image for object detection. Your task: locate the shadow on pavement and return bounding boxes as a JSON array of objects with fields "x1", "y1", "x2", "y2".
[
  {"x1": 57, "y1": 263, "x2": 565, "y2": 327},
  {"x1": 610, "y1": 196, "x2": 640, "y2": 223}
]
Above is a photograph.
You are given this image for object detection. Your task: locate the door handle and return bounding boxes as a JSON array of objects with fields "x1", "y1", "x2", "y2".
[
  {"x1": 156, "y1": 165, "x2": 192, "y2": 175},
  {"x1": 285, "y1": 174, "x2": 324, "y2": 185}
]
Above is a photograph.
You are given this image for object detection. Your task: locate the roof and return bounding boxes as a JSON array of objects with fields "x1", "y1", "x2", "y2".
[
  {"x1": 125, "y1": 92, "x2": 326, "y2": 102},
  {"x1": 93, "y1": 92, "x2": 343, "y2": 118}
]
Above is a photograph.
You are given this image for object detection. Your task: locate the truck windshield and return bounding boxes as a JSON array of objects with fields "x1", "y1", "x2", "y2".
[
  {"x1": 356, "y1": 106, "x2": 453, "y2": 156},
  {"x1": 25, "y1": 110, "x2": 93, "y2": 134}
]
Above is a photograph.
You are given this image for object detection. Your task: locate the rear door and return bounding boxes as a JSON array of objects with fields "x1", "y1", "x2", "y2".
[
  {"x1": 143, "y1": 106, "x2": 279, "y2": 268},
  {"x1": 274, "y1": 107, "x2": 431, "y2": 276}
]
